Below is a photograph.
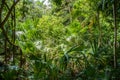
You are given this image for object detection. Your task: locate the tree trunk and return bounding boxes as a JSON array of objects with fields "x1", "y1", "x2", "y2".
[{"x1": 113, "y1": 0, "x2": 117, "y2": 69}]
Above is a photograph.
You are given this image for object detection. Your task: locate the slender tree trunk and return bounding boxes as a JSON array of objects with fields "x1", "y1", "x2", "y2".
[
  {"x1": 12, "y1": 0, "x2": 16, "y2": 65},
  {"x1": 0, "y1": 0, "x2": 7, "y2": 63},
  {"x1": 113, "y1": 0, "x2": 117, "y2": 69}
]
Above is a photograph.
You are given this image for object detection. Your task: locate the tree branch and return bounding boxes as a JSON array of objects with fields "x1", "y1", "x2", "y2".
[
  {"x1": 0, "y1": 0, "x2": 20, "y2": 28},
  {"x1": 1, "y1": 27, "x2": 17, "y2": 47},
  {"x1": 0, "y1": 0, "x2": 5, "y2": 22}
]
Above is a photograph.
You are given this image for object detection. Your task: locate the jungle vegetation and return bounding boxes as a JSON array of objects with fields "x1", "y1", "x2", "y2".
[{"x1": 0, "y1": 0, "x2": 120, "y2": 80}]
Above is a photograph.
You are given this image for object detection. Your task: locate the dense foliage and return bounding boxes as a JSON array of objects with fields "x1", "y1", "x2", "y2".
[{"x1": 0, "y1": 0, "x2": 120, "y2": 80}]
